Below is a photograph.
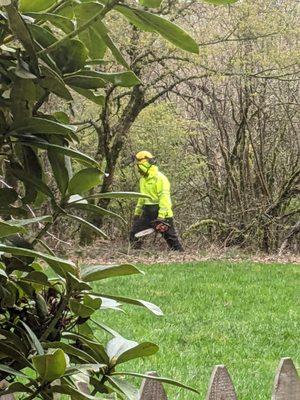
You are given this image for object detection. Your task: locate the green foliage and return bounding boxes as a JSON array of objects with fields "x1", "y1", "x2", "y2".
[
  {"x1": 139, "y1": 0, "x2": 163, "y2": 8},
  {"x1": 0, "y1": 0, "x2": 220, "y2": 396},
  {"x1": 19, "y1": 0, "x2": 57, "y2": 12},
  {"x1": 116, "y1": 5, "x2": 199, "y2": 53},
  {"x1": 33, "y1": 349, "x2": 68, "y2": 382},
  {"x1": 68, "y1": 167, "x2": 103, "y2": 195}
]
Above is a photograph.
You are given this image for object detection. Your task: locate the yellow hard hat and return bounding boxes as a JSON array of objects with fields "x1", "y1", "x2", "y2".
[{"x1": 135, "y1": 151, "x2": 154, "y2": 164}]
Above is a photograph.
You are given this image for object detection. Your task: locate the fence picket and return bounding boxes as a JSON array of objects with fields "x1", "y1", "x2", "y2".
[
  {"x1": 1, "y1": 357, "x2": 299, "y2": 399},
  {"x1": 140, "y1": 371, "x2": 168, "y2": 400},
  {"x1": 272, "y1": 357, "x2": 300, "y2": 400},
  {"x1": 205, "y1": 365, "x2": 237, "y2": 400}
]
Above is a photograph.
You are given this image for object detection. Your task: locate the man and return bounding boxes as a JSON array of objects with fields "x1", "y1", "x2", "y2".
[{"x1": 130, "y1": 151, "x2": 184, "y2": 252}]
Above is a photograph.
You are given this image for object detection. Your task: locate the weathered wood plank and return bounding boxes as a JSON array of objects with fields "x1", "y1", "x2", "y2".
[
  {"x1": 272, "y1": 357, "x2": 300, "y2": 400},
  {"x1": 206, "y1": 365, "x2": 237, "y2": 400},
  {"x1": 140, "y1": 372, "x2": 168, "y2": 400}
]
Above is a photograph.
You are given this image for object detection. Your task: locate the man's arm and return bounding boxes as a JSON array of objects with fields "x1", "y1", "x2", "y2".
[
  {"x1": 134, "y1": 180, "x2": 145, "y2": 216},
  {"x1": 157, "y1": 175, "x2": 173, "y2": 218}
]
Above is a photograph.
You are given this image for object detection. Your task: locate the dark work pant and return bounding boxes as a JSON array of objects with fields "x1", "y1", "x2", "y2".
[{"x1": 129, "y1": 205, "x2": 184, "y2": 251}]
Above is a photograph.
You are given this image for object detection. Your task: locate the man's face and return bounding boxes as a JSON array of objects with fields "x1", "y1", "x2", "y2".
[{"x1": 136, "y1": 159, "x2": 150, "y2": 176}]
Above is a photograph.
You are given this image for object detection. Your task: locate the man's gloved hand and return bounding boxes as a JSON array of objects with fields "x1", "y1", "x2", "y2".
[{"x1": 154, "y1": 219, "x2": 170, "y2": 233}]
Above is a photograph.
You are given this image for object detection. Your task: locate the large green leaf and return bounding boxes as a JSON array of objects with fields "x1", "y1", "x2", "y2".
[
  {"x1": 0, "y1": 244, "x2": 76, "y2": 277},
  {"x1": 74, "y1": 2, "x2": 107, "y2": 59},
  {"x1": 107, "y1": 376, "x2": 139, "y2": 400},
  {"x1": 0, "y1": 221, "x2": 26, "y2": 238},
  {"x1": 20, "y1": 0, "x2": 57, "y2": 12},
  {"x1": 84, "y1": 294, "x2": 102, "y2": 310},
  {"x1": 29, "y1": 23, "x2": 60, "y2": 73},
  {"x1": 139, "y1": 0, "x2": 163, "y2": 8},
  {"x1": 70, "y1": 294, "x2": 101, "y2": 318},
  {"x1": 33, "y1": 349, "x2": 67, "y2": 382},
  {"x1": 66, "y1": 203, "x2": 125, "y2": 223},
  {"x1": 11, "y1": 168, "x2": 54, "y2": 199},
  {"x1": 40, "y1": 65, "x2": 73, "y2": 101},
  {"x1": 52, "y1": 39, "x2": 88, "y2": 74},
  {"x1": 18, "y1": 145, "x2": 42, "y2": 204},
  {"x1": 0, "y1": 282, "x2": 17, "y2": 307},
  {"x1": 10, "y1": 77, "x2": 36, "y2": 120},
  {"x1": 13, "y1": 117, "x2": 76, "y2": 137},
  {"x1": 68, "y1": 167, "x2": 102, "y2": 195},
  {"x1": 35, "y1": 41, "x2": 65, "y2": 75},
  {"x1": 57, "y1": 2, "x2": 75, "y2": 18},
  {"x1": 78, "y1": 322, "x2": 95, "y2": 338},
  {"x1": 5, "y1": 4, "x2": 39, "y2": 75},
  {"x1": 79, "y1": 27, "x2": 107, "y2": 60},
  {"x1": 70, "y1": 298, "x2": 95, "y2": 318},
  {"x1": 47, "y1": 136, "x2": 71, "y2": 196},
  {"x1": 81, "y1": 264, "x2": 143, "y2": 282},
  {"x1": 20, "y1": 321, "x2": 44, "y2": 355},
  {"x1": 112, "y1": 372, "x2": 200, "y2": 394},
  {"x1": 50, "y1": 385, "x2": 100, "y2": 400},
  {"x1": 92, "y1": 293, "x2": 163, "y2": 316},
  {"x1": 21, "y1": 139, "x2": 99, "y2": 168},
  {"x1": 63, "y1": 363, "x2": 104, "y2": 377},
  {"x1": 90, "y1": 71, "x2": 141, "y2": 87},
  {"x1": 106, "y1": 336, "x2": 158, "y2": 365},
  {"x1": 99, "y1": 297, "x2": 122, "y2": 311},
  {"x1": 94, "y1": 21, "x2": 129, "y2": 69},
  {"x1": 8, "y1": 215, "x2": 52, "y2": 227},
  {"x1": 48, "y1": 149, "x2": 70, "y2": 196},
  {"x1": 70, "y1": 86, "x2": 105, "y2": 106},
  {"x1": 14, "y1": 58, "x2": 38, "y2": 79},
  {"x1": 117, "y1": 6, "x2": 199, "y2": 54},
  {"x1": 26, "y1": 12, "x2": 75, "y2": 33},
  {"x1": 44, "y1": 342, "x2": 98, "y2": 364},
  {"x1": 53, "y1": 111, "x2": 70, "y2": 124},
  {"x1": 0, "y1": 327, "x2": 28, "y2": 354},
  {"x1": 64, "y1": 74, "x2": 106, "y2": 89},
  {"x1": 67, "y1": 194, "x2": 88, "y2": 204},
  {"x1": 65, "y1": 271, "x2": 91, "y2": 291},
  {"x1": 0, "y1": 342, "x2": 33, "y2": 368},
  {"x1": 115, "y1": 5, "x2": 154, "y2": 32},
  {"x1": 79, "y1": 191, "x2": 151, "y2": 202},
  {"x1": 63, "y1": 332, "x2": 109, "y2": 364},
  {"x1": 22, "y1": 270, "x2": 49, "y2": 284},
  {"x1": 65, "y1": 213, "x2": 108, "y2": 239},
  {"x1": 29, "y1": 23, "x2": 56, "y2": 48}
]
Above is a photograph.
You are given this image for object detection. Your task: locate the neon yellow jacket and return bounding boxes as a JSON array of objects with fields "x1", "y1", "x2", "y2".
[{"x1": 134, "y1": 165, "x2": 173, "y2": 218}]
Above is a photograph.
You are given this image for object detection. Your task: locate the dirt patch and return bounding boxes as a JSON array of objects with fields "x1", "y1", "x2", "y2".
[{"x1": 58, "y1": 239, "x2": 300, "y2": 266}]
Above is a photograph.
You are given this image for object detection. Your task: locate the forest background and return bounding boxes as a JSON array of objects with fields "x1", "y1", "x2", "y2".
[{"x1": 42, "y1": 0, "x2": 300, "y2": 257}]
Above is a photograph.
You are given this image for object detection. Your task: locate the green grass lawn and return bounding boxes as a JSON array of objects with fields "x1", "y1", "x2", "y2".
[{"x1": 93, "y1": 261, "x2": 299, "y2": 400}]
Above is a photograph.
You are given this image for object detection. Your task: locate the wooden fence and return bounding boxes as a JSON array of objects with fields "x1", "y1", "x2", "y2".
[
  {"x1": 0, "y1": 357, "x2": 299, "y2": 399},
  {"x1": 139, "y1": 358, "x2": 300, "y2": 400}
]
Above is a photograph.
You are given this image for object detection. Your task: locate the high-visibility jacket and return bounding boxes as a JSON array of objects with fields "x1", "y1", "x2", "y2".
[{"x1": 134, "y1": 165, "x2": 173, "y2": 218}]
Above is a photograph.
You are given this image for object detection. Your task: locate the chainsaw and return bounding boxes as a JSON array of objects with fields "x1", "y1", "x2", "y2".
[{"x1": 134, "y1": 220, "x2": 170, "y2": 238}]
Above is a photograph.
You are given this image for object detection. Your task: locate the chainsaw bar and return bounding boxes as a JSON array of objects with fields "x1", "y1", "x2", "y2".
[{"x1": 134, "y1": 228, "x2": 155, "y2": 238}]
